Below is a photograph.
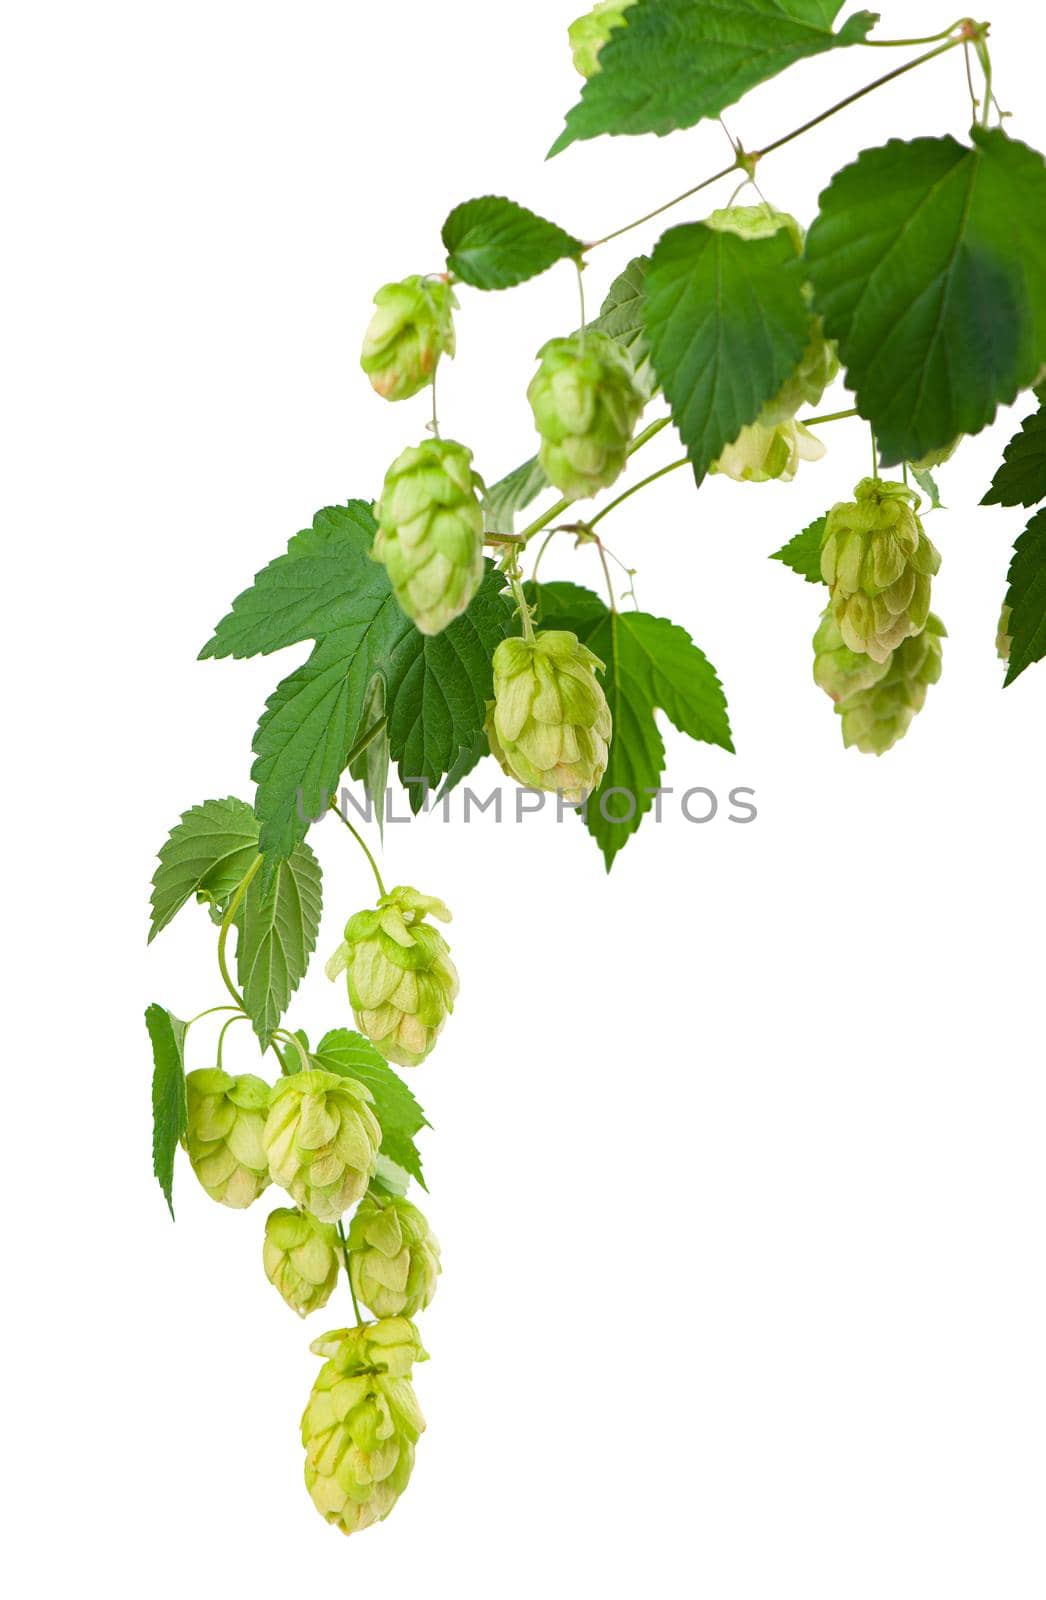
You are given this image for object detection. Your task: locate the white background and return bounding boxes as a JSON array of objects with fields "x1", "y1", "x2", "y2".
[{"x1": 5, "y1": 3, "x2": 1045, "y2": 1594}]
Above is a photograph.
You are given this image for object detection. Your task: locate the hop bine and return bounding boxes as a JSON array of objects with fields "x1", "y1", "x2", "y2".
[
  {"x1": 326, "y1": 886, "x2": 459, "y2": 1068},
  {"x1": 183, "y1": 1069, "x2": 271, "y2": 1209},
  {"x1": 348, "y1": 1192, "x2": 441, "y2": 1319},
  {"x1": 486, "y1": 630, "x2": 612, "y2": 801},
  {"x1": 527, "y1": 330, "x2": 644, "y2": 500},
  {"x1": 360, "y1": 275, "x2": 456, "y2": 402},
  {"x1": 263, "y1": 1070, "x2": 381, "y2": 1222},
  {"x1": 372, "y1": 438, "x2": 485, "y2": 635}
]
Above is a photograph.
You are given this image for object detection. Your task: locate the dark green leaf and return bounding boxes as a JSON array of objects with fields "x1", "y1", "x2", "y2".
[
  {"x1": 982, "y1": 401, "x2": 1046, "y2": 507},
  {"x1": 549, "y1": 0, "x2": 877, "y2": 157},
  {"x1": 146, "y1": 1003, "x2": 187, "y2": 1219},
  {"x1": 313, "y1": 1029, "x2": 430, "y2": 1190},
  {"x1": 771, "y1": 515, "x2": 827, "y2": 583},
  {"x1": 442, "y1": 196, "x2": 582, "y2": 290},
  {"x1": 236, "y1": 842, "x2": 322, "y2": 1045},
  {"x1": 347, "y1": 675, "x2": 390, "y2": 839},
  {"x1": 437, "y1": 729, "x2": 490, "y2": 801},
  {"x1": 148, "y1": 797, "x2": 260, "y2": 943},
  {"x1": 806, "y1": 129, "x2": 1046, "y2": 465},
  {"x1": 644, "y1": 222, "x2": 809, "y2": 481},
  {"x1": 534, "y1": 581, "x2": 733, "y2": 868},
  {"x1": 1003, "y1": 507, "x2": 1046, "y2": 685}
]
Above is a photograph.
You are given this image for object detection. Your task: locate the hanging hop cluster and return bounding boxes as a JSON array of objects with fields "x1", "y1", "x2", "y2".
[
  {"x1": 568, "y1": 0, "x2": 636, "y2": 76},
  {"x1": 832, "y1": 615, "x2": 946, "y2": 755},
  {"x1": 326, "y1": 886, "x2": 459, "y2": 1068},
  {"x1": 302, "y1": 1319, "x2": 428, "y2": 1536},
  {"x1": 184, "y1": 1069, "x2": 271, "y2": 1208},
  {"x1": 360, "y1": 275, "x2": 456, "y2": 402},
  {"x1": 706, "y1": 206, "x2": 838, "y2": 483},
  {"x1": 527, "y1": 330, "x2": 645, "y2": 500},
  {"x1": 373, "y1": 438, "x2": 486, "y2": 635},
  {"x1": 486, "y1": 630, "x2": 612, "y2": 801},
  {"x1": 820, "y1": 478, "x2": 941, "y2": 663},
  {"x1": 348, "y1": 1192, "x2": 442, "y2": 1319}
]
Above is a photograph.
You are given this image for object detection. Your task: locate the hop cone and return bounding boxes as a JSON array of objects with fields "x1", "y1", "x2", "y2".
[
  {"x1": 837, "y1": 615, "x2": 946, "y2": 755},
  {"x1": 568, "y1": 0, "x2": 635, "y2": 76},
  {"x1": 302, "y1": 1319, "x2": 427, "y2": 1536},
  {"x1": 373, "y1": 438, "x2": 485, "y2": 635},
  {"x1": 360, "y1": 275, "x2": 456, "y2": 402},
  {"x1": 263, "y1": 1070, "x2": 381, "y2": 1223},
  {"x1": 326, "y1": 886, "x2": 459, "y2": 1068},
  {"x1": 486, "y1": 630, "x2": 611, "y2": 801},
  {"x1": 348, "y1": 1192, "x2": 441, "y2": 1319},
  {"x1": 820, "y1": 478, "x2": 941, "y2": 663},
  {"x1": 714, "y1": 417, "x2": 825, "y2": 484},
  {"x1": 184, "y1": 1069, "x2": 271, "y2": 1209},
  {"x1": 996, "y1": 603, "x2": 1013, "y2": 662},
  {"x1": 812, "y1": 609, "x2": 892, "y2": 702},
  {"x1": 527, "y1": 330, "x2": 644, "y2": 501},
  {"x1": 263, "y1": 1206, "x2": 340, "y2": 1317}
]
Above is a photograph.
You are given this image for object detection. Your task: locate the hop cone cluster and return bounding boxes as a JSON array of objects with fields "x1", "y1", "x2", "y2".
[
  {"x1": 568, "y1": 0, "x2": 635, "y2": 76},
  {"x1": 527, "y1": 330, "x2": 644, "y2": 500},
  {"x1": 326, "y1": 886, "x2": 459, "y2": 1068},
  {"x1": 820, "y1": 479, "x2": 941, "y2": 662},
  {"x1": 360, "y1": 275, "x2": 456, "y2": 402},
  {"x1": 812, "y1": 610, "x2": 892, "y2": 703},
  {"x1": 836, "y1": 615, "x2": 946, "y2": 755},
  {"x1": 263, "y1": 1070, "x2": 381, "y2": 1222},
  {"x1": 348, "y1": 1192, "x2": 441, "y2": 1319},
  {"x1": 263, "y1": 1207, "x2": 341, "y2": 1317},
  {"x1": 486, "y1": 630, "x2": 612, "y2": 801},
  {"x1": 184, "y1": 1069, "x2": 271, "y2": 1209},
  {"x1": 302, "y1": 1319, "x2": 427, "y2": 1536},
  {"x1": 373, "y1": 438, "x2": 485, "y2": 635}
]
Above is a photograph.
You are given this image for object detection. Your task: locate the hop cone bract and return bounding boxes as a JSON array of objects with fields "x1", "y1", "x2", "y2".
[
  {"x1": 527, "y1": 330, "x2": 644, "y2": 501},
  {"x1": 348, "y1": 1192, "x2": 441, "y2": 1319},
  {"x1": 996, "y1": 602, "x2": 1012, "y2": 662},
  {"x1": 326, "y1": 887, "x2": 459, "y2": 1068},
  {"x1": 184, "y1": 1069, "x2": 271, "y2": 1208},
  {"x1": 360, "y1": 275, "x2": 456, "y2": 402},
  {"x1": 263, "y1": 1206, "x2": 340, "y2": 1317},
  {"x1": 837, "y1": 615, "x2": 946, "y2": 755},
  {"x1": 820, "y1": 479, "x2": 941, "y2": 663},
  {"x1": 714, "y1": 417, "x2": 825, "y2": 484},
  {"x1": 486, "y1": 630, "x2": 611, "y2": 801},
  {"x1": 812, "y1": 609, "x2": 892, "y2": 702},
  {"x1": 263, "y1": 1070, "x2": 381, "y2": 1222},
  {"x1": 568, "y1": 0, "x2": 635, "y2": 76},
  {"x1": 302, "y1": 1319, "x2": 427, "y2": 1536},
  {"x1": 373, "y1": 438, "x2": 485, "y2": 635}
]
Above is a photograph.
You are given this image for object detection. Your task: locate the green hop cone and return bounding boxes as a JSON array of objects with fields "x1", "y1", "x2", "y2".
[
  {"x1": 302, "y1": 1319, "x2": 427, "y2": 1536},
  {"x1": 714, "y1": 417, "x2": 825, "y2": 484},
  {"x1": 263, "y1": 1206, "x2": 340, "y2": 1317},
  {"x1": 373, "y1": 438, "x2": 485, "y2": 635},
  {"x1": 996, "y1": 602, "x2": 1013, "y2": 662},
  {"x1": 325, "y1": 887, "x2": 459, "y2": 1068},
  {"x1": 812, "y1": 608, "x2": 892, "y2": 702},
  {"x1": 820, "y1": 478, "x2": 941, "y2": 663},
  {"x1": 568, "y1": 0, "x2": 635, "y2": 76},
  {"x1": 837, "y1": 615, "x2": 946, "y2": 755},
  {"x1": 527, "y1": 330, "x2": 644, "y2": 501},
  {"x1": 263, "y1": 1070, "x2": 381, "y2": 1223},
  {"x1": 761, "y1": 321, "x2": 840, "y2": 425},
  {"x1": 183, "y1": 1069, "x2": 271, "y2": 1209},
  {"x1": 486, "y1": 630, "x2": 612, "y2": 802},
  {"x1": 360, "y1": 275, "x2": 456, "y2": 402},
  {"x1": 348, "y1": 1192, "x2": 441, "y2": 1319}
]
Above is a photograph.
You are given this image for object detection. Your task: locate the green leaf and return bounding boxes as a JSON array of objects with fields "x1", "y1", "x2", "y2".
[
  {"x1": 236, "y1": 842, "x2": 322, "y2": 1045},
  {"x1": 436, "y1": 729, "x2": 489, "y2": 801},
  {"x1": 644, "y1": 222, "x2": 809, "y2": 481},
  {"x1": 313, "y1": 1029, "x2": 430, "y2": 1190},
  {"x1": 590, "y1": 254, "x2": 657, "y2": 400},
  {"x1": 533, "y1": 581, "x2": 733, "y2": 868},
  {"x1": 146, "y1": 1003, "x2": 187, "y2": 1219},
  {"x1": 347, "y1": 675, "x2": 389, "y2": 839},
  {"x1": 483, "y1": 455, "x2": 549, "y2": 535},
  {"x1": 806, "y1": 129, "x2": 1046, "y2": 465},
  {"x1": 771, "y1": 515, "x2": 827, "y2": 583},
  {"x1": 202, "y1": 502, "x2": 512, "y2": 858},
  {"x1": 548, "y1": 0, "x2": 877, "y2": 157},
  {"x1": 910, "y1": 465, "x2": 944, "y2": 511},
  {"x1": 442, "y1": 196, "x2": 582, "y2": 290},
  {"x1": 982, "y1": 401, "x2": 1046, "y2": 508},
  {"x1": 148, "y1": 797, "x2": 260, "y2": 943},
  {"x1": 1003, "y1": 507, "x2": 1046, "y2": 686}
]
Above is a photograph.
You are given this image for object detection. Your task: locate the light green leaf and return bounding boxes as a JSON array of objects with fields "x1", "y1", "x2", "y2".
[
  {"x1": 313, "y1": 1029, "x2": 430, "y2": 1190},
  {"x1": 347, "y1": 675, "x2": 390, "y2": 838},
  {"x1": 771, "y1": 515, "x2": 827, "y2": 583},
  {"x1": 590, "y1": 254, "x2": 657, "y2": 399},
  {"x1": 533, "y1": 581, "x2": 733, "y2": 868},
  {"x1": 146, "y1": 1003, "x2": 187, "y2": 1219},
  {"x1": 549, "y1": 0, "x2": 877, "y2": 157},
  {"x1": 644, "y1": 222, "x2": 809, "y2": 481},
  {"x1": 237, "y1": 842, "x2": 322, "y2": 1045},
  {"x1": 442, "y1": 196, "x2": 582, "y2": 290},
  {"x1": 982, "y1": 400, "x2": 1046, "y2": 508},
  {"x1": 910, "y1": 465, "x2": 944, "y2": 511},
  {"x1": 483, "y1": 455, "x2": 549, "y2": 535},
  {"x1": 148, "y1": 797, "x2": 260, "y2": 943},
  {"x1": 806, "y1": 129, "x2": 1046, "y2": 465},
  {"x1": 1003, "y1": 507, "x2": 1046, "y2": 686}
]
